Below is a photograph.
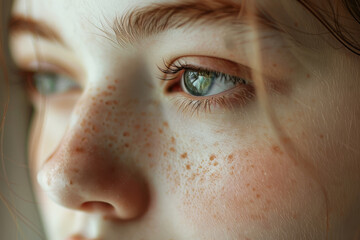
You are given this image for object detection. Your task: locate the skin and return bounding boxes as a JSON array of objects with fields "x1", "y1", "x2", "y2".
[{"x1": 9, "y1": 0, "x2": 360, "y2": 239}]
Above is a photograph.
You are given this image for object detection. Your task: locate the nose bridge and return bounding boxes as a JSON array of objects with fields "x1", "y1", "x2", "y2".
[
  {"x1": 37, "y1": 79, "x2": 151, "y2": 220},
  {"x1": 73, "y1": 74, "x2": 151, "y2": 140}
]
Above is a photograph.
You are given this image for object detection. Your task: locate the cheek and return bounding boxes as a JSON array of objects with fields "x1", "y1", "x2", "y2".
[{"x1": 174, "y1": 146, "x2": 324, "y2": 236}]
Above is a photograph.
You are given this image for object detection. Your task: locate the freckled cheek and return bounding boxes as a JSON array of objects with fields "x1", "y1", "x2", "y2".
[{"x1": 178, "y1": 149, "x2": 312, "y2": 232}]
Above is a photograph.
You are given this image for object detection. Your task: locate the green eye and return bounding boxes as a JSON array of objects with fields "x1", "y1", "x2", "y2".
[
  {"x1": 182, "y1": 70, "x2": 216, "y2": 96},
  {"x1": 33, "y1": 72, "x2": 79, "y2": 95},
  {"x1": 182, "y1": 69, "x2": 246, "y2": 97}
]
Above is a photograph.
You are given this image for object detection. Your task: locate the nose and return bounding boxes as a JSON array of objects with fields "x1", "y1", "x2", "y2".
[{"x1": 37, "y1": 95, "x2": 150, "y2": 220}]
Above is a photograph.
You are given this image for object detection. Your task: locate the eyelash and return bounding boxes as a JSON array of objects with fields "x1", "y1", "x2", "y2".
[{"x1": 158, "y1": 60, "x2": 255, "y2": 115}]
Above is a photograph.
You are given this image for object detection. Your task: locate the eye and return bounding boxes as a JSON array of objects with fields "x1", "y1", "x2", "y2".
[
  {"x1": 160, "y1": 58, "x2": 255, "y2": 115},
  {"x1": 181, "y1": 69, "x2": 248, "y2": 97},
  {"x1": 26, "y1": 71, "x2": 80, "y2": 96}
]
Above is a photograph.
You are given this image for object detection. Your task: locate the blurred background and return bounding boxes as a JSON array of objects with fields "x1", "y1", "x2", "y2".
[{"x1": 1, "y1": 0, "x2": 44, "y2": 239}]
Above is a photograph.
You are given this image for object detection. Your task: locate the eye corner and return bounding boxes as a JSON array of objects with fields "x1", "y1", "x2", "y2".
[{"x1": 164, "y1": 78, "x2": 182, "y2": 95}]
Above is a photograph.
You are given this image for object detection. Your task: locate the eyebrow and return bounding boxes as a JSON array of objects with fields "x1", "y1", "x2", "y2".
[
  {"x1": 9, "y1": 16, "x2": 66, "y2": 46},
  {"x1": 9, "y1": 0, "x2": 279, "y2": 49},
  {"x1": 107, "y1": 0, "x2": 280, "y2": 47}
]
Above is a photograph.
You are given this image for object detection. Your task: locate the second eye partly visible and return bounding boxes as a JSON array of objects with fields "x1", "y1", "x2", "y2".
[{"x1": 24, "y1": 72, "x2": 80, "y2": 96}]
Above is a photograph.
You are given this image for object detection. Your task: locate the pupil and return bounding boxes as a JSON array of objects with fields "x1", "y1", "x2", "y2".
[{"x1": 184, "y1": 70, "x2": 215, "y2": 96}]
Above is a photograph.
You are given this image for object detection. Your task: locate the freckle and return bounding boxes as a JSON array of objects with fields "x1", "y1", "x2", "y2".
[
  {"x1": 256, "y1": 194, "x2": 261, "y2": 198},
  {"x1": 171, "y1": 137, "x2": 176, "y2": 144},
  {"x1": 163, "y1": 152, "x2": 168, "y2": 157},
  {"x1": 101, "y1": 91, "x2": 112, "y2": 97},
  {"x1": 107, "y1": 85, "x2": 116, "y2": 91},
  {"x1": 272, "y1": 145, "x2": 283, "y2": 155},
  {"x1": 158, "y1": 128, "x2": 163, "y2": 134},
  {"x1": 124, "y1": 143, "x2": 129, "y2": 148},
  {"x1": 244, "y1": 152, "x2": 249, "y2": 156},
  {"x1": 319, "y1": 134, "x2": 324, "y2": 139},
  {"x1": 69, "y1": 180, "x2": 73, "y2": 185},
  {"x1": 227, "y1": 154, "x2": 234, "y2": 164},
  {"x1": 246, "y1": 183, "x2": 250, "y2": 187},
  {"x1": 306, "y1": 74, "x2": 311, "y2": 78},
  {"x1": 114, "y1": 79, "x2": 119, "y2": 83},
  {"x1": 123, "y1": 132, "x2": 130, "y2": 137},
  {"x1": 252, "y1": 187, "x2": 256, "y2": 191},
  {"x1": 75, "y1": 147, "x2": 84, "y2": 153},
  {"x1": 170, "y1": 147, "x2": 176, "y2": 152},
  {"x1": 273, "y1": 63, "x2": 277, "y2": 67},
  {"x1": 163, "y1": 121, "x2": 169, "y2": 127},
  {"x1": 181, "y1": 152, "x2": 188, "y2": 159},
  {"x1": 209, "y1": 155, "x2": 216, "y2": 161},
  {"x1": 186, "y1": 164, "x2": 191, "y2": 170},
  {"x1": 134, "y1": 124, "x2": 141, "y2": 129},
  {"x1": 148, "y1": 153, "x2": 152, "y2": 158},
  {"x1": 213, "y1": 162, "x2": 218, "y2": 166}
]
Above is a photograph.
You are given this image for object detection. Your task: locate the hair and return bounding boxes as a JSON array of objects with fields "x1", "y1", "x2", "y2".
[
  {"x1": 0, "y1": 0, "x2": 359, "y2": 239},
  {"x1": 299, "y1": 0, "x2": 360, "y2": 55}
]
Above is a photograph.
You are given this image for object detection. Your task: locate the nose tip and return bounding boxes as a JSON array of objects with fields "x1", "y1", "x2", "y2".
[
  {"x1": 37, "y1": 160, "x2": 150, "y2": 220},
  {"x1": 37, "y1": 137, "x2": 150, "y2": 220}
]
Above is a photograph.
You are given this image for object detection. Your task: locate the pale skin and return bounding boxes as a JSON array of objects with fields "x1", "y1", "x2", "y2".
[{"x1": 9, "y1": 0, "x2": 360, "y2": 239}]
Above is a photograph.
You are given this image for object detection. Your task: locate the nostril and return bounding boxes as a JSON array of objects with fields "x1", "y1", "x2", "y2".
[{"x1": 80, "y1": 201, "x2": 116, "y2": 216}]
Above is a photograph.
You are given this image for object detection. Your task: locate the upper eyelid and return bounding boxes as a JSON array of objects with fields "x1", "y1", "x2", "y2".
[{"x1": 158, "y1": 57, "x2": 252, "y2": 80}]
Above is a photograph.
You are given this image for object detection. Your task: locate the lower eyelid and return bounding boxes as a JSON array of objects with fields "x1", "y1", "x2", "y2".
[{"x1": 167, "y1": 83, "x2": 256, "y2": 114}]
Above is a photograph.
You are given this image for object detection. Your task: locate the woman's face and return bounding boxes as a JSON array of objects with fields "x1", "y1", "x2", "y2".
[{"x1": 9, "y1": 0, "x2": 360, "y2": 239}]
